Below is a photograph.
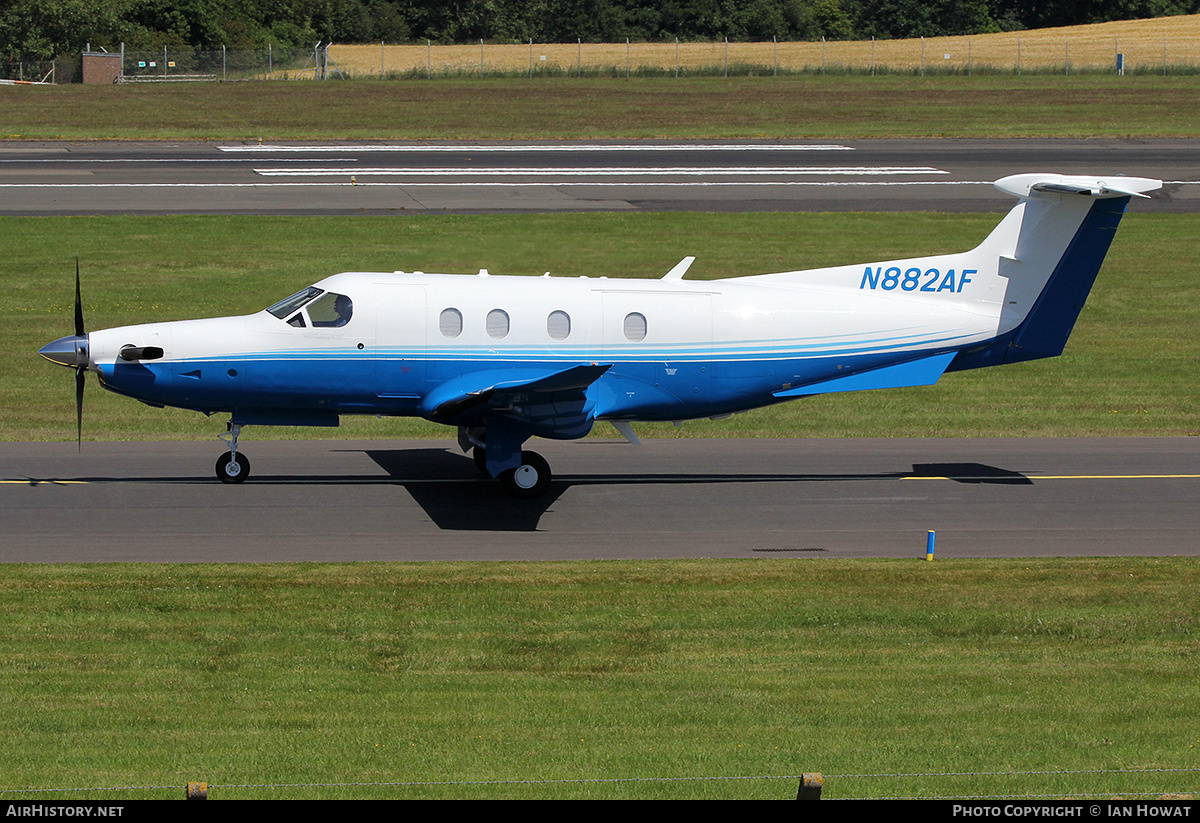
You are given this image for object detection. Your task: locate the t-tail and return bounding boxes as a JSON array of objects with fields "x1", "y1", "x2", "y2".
[
  {"x1": 751, "y1": 172, "x2": 1160, "y2": 401},
  {"x1": 946, "y1": 173, "x2": 1161, "y2": 372}
]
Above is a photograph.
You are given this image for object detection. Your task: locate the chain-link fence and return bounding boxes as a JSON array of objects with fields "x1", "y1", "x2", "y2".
[
  {"x1": 0, "y1": 58, "x2": 66, "y2": 83},
  {"x1": 4, "y1": 46, "x2": 331, "y2": 83},
  {"x1": 332, "y1": 30, "x2": 1200, "y2": 79},
  {"x1": 119, "y1": 45, "x2": 329, "y2": 81},
  {"x1": 12, "y1": 18, "x2": 1200, "y2": 84}
]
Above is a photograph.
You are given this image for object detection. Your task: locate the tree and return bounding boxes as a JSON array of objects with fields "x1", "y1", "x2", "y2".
[
  {"x1": 848, "y1": 0, "x2": 998, "y2": 38},
  {"x1": 0, "y1": 0, "x2": 128, "y2": 58}
]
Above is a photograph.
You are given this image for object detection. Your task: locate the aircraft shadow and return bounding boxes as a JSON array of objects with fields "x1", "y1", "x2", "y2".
[
  {"x1": 10, "y1": 455, "x2": 1032, "y2": 533},
  {"x1": 361, "y1": 448, "x2": 562, "y2": 531},
  {"x1": 357, "y1": 451, "x2": 1033, "y2": 531},
  {"x1": 909, "y1": 463, "x2": 1034, "y2": 485}
]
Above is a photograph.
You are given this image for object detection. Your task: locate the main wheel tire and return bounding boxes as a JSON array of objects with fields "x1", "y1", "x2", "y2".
[
  {"x1": 498, "y1": 450, "x2": 551, "y2": 499},
  {"x1": 472, "y1": 445, "x2": 489, "y2": 475},
  {"x1": 215, "y1": 452, "x2": 250, "y2": 484}
]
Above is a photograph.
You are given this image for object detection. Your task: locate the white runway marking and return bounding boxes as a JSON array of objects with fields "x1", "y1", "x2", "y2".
[
  {"x1": 0, "y1": 180, "x2": 992, "y2": 189},
  {"x1": 251, "y1": 165, "x2": 947, "y2": 178},
  {"x1": 219, "y1": 143, "x2": 857, "y2": 153},
  {"x1": 0, "y1": 157, "x2": 343, "y2": 164}
]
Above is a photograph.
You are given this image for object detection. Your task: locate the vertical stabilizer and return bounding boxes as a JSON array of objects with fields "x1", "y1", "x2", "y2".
[
  {"x1": 947, "y1": 173, "x2": 1160, "y2": 372},
  {"x1": 1002, "y1": 194, "x2": 1130, "y2": 364}
]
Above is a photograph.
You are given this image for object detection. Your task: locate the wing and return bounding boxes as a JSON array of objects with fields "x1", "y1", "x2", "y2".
[{"x1": 419, "y1": 363, "x2": 611, "y2": 439}]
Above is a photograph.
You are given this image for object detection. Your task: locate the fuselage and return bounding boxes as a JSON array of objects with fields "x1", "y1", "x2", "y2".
[{"x1": 86, "y1": 253, "x2": 1003, "y2": 427}]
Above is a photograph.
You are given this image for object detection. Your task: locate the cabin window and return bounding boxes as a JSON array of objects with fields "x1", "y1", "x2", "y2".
[
  {"x1": 307, "y1": 292, "x2": 353, "y2": 327},
  {"x1": 287, "y1": 314, "x2": 305, "y2": 328},
  {"x1": 486, "y1": 309, "x2": 510, "y2": 339},
  {"x1": 623, "y1": 312, "x2": 647, "y2": 342},
  {"x1": 266, "y1": 286, "x2": 322, "y2": 319},
  {"x1": 440, "y1": 308, "x2": 463, "y2": 338},
  {"x1": 547, "y1": 310, "x2": 571, "y2": 341}
]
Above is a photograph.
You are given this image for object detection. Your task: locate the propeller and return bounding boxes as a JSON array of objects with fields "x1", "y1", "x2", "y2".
[
  {"x1": 37, "y1": 258, "x2": 90, "y2": 451},
  {"x1": 73, "y1": 259, "x2": 85, "y2": 450}
]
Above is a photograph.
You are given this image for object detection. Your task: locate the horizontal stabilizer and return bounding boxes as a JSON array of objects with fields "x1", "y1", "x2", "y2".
[
  {"x1": 995, "y1": 173, "x2": 1161, "y2": 200},
  {"x1": 773, "y1": 352, "x2": 956, "y2": 398}
]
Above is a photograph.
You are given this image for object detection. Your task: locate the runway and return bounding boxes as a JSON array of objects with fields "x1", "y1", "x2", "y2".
[
  {"x1": 2, "y1": 437, "x2": 1197, "y2": 562},
  {"x1": 1, "y1": 138, "x2": 1197, "y2": 214}
]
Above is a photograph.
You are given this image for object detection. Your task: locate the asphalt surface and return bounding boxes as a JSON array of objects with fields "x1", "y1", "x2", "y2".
[
  {"x1": 1, "y1": 138, "x2": 1197, "y2": 214},
  {"x1": 2, "y1": 437, "x2": 1197, "y2": 562},
  {"x1": 7, "y1": 138, "x2": 1196, "y2": 563}
]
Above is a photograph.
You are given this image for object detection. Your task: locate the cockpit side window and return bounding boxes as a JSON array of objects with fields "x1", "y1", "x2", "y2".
[
  {"x1": 307, "y1": 292, "x2": 353, "y2": 327},
  {"x1": 267, "y1": 287, "x2": 323, "y2": 319}
]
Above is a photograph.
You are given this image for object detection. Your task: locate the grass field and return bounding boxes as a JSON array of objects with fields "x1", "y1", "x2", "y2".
[
  {"x1": 332, "y1": 15, "x2": 1200, "y2": 77},
  {"x1": 9, "y1": 211, "x2": 1199, "y2": 444},
  {"x1": 1, "y1": 558, "x2": 1197, "y2": 799},
  {"x1": 3, "y1": 74, "x2": 1200, "y2": 140}
]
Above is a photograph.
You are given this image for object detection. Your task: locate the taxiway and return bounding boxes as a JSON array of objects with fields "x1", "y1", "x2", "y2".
[{"x1": 2, "y1": 437, "x2": 1196, "y2": 562}]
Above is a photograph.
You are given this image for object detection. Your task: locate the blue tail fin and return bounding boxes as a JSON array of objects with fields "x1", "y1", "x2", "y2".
[
  {"x1": 948, "y1": 174, "x2": 1159, "y2": 372},
  {"x1": 1003, "y1": 194, "x2": 1129, "y2": 364}
]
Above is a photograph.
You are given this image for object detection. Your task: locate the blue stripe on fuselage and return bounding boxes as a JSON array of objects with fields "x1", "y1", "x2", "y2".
[{"x1": 97, "y1": 344, "x2": 964, "y2": 425}]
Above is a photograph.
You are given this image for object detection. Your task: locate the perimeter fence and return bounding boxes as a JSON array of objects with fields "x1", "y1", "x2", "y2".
[
  {"x1": 333, "y1": 28, "x2": 1200, "y2": 79},
  {"x1": 0, "y1": 58, "x2": 64, "y2": 83},
  {"x1": 119, "y1": 45, "x2": 328, "y2": 81},
  {"x1": 12, "y1": 17, "x2": 1200, "y2": 84},
  {"x1": 0, "y1": 45, "x2": 334, "y2": 83}
]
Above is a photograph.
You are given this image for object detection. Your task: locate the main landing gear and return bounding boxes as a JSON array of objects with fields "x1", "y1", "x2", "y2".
[
  {"x1": 464, "y1": 428, "x2": 552, "y2": 500},
  {"x1": 472, "y1": 444, "x2": 552, "y2": 499},
  {"x1": 216, "y1": 423, "x2": 250, "y2": 484},
  {"x1": 498, "y1": 450, "x2": 551, "y2": 500}
]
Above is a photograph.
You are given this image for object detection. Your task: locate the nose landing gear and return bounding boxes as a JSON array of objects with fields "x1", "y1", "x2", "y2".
[
  {"x1": 216, "y1": 451, "x2": 250, "y2": 483},
  {"x1": 216, "y1": 423, "x2": 250, "y2": 484}
]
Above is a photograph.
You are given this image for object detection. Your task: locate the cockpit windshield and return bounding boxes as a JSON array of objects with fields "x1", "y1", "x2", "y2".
[
  {"x1": 306, "y1": 292, "x2": 353, "y2": 327},
  {"x1": 266, "y1": 287, "x2": 323, "y2": 319}
]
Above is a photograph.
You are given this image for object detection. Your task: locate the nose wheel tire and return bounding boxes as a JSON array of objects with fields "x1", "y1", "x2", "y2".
[
  {"x1": 498, "y1": 450, "x2": 551, "y2": 499},
  {"x1": 216, "y1": 452, "x2": 250, "y2": 484}
]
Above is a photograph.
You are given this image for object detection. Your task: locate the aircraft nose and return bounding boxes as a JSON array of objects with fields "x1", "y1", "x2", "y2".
[{"x1": 39, "y1": 334, "x2": 89, "y2": 369}]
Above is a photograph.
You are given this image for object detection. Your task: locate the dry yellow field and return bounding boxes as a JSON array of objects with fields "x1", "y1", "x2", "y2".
[{"x1": 329, "y1": 14, "x2": 1200, "y2": 76}]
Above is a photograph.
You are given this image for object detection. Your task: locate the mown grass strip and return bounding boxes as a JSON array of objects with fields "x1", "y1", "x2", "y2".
[
  {"x1": 1, "y1": 558, "x2": 1197, "y2": 799},
  {"x1": 6, "y1": 211, "x2": 1198, "y2": 443},
  {"x1": 3, "y1": 76, "x2": 1200, "y2": 140}
]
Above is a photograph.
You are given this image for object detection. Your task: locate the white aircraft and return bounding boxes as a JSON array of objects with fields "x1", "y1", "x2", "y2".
[{"x1": 39, "y1": 173, "x2": 1160, "y2": 498}]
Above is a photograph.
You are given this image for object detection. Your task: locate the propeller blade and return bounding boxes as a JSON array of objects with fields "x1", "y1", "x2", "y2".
[
  {"x1": 74, "y1": 257, "x2": 84, "y2": 338},
  {"x1": 75, "y1": 365, "x2": 84, "y2": 451}
]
